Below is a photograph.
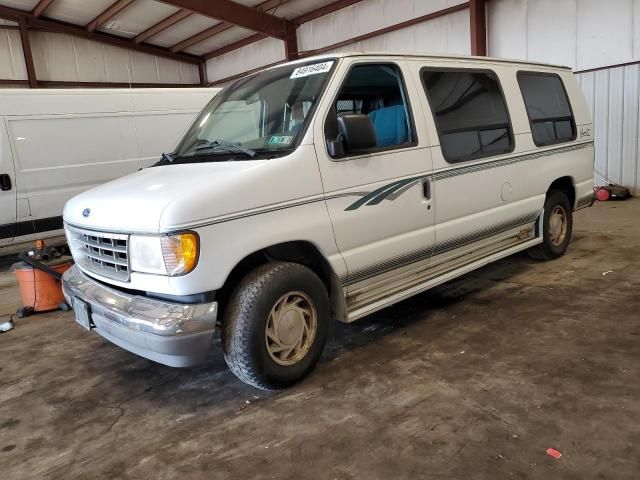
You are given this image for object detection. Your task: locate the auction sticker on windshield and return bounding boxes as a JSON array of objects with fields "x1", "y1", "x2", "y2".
[
  {"x1": 291, "y1": 61, "x2": 334, "y2": 79},
  {"x1": 268, "y1": 135, "x2": 293, "y2": 145}
]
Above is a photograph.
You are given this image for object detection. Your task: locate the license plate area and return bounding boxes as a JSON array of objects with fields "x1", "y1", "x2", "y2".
[{"x1": 73, "y1": 298, "x2": 93, "y2": 331}]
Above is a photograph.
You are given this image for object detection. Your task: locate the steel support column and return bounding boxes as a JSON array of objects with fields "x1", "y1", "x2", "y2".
[
  {"x1": 284, "y1": 21, "x2": 298, "y2": 61},
  {"x1": 18, "y1": 17, "x2": 37, "y2": 88},
  {"x1": 470, "y1": 0, "x2": 487, "y2": 56}
]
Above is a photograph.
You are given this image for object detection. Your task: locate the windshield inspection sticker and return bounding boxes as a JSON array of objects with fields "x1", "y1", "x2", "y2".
[
  {"x1": 268, "y1": 135, "x2": 293, "y2": 145},
  {"x1": 290, "y1": 61, "x2": 334, "y2": 79}
]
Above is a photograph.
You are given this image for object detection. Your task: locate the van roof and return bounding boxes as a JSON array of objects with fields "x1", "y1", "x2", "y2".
[{"x1": 284, "y1": 52, "x2": 573, "y2": 72}]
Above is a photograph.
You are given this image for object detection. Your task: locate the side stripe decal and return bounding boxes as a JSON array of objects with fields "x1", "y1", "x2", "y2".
[
  {"x1": 431, "y1": 142, "x2": 592, "y2": 181},
  {"x1": 167, "y1": 141, "x2": 592, "y2": 231},
  {"x1": 337, "y1": 141, "x2": 593, "y2": 211},
  {"x1": 344, "y1": 176, "x2": 425, "y2": 211},
  {"x1": 341, "y1": 211, "x2": 539, "y2": 286}
]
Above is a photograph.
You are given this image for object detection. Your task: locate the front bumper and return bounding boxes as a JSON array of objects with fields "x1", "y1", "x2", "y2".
[{"x1": 62, "y1": 265, "x2": 217, "y2": 367}]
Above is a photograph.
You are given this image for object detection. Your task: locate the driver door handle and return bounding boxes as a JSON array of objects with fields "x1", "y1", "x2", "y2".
[{"x1": 0, "y1": 174, "x2": 11, "y2": 191}]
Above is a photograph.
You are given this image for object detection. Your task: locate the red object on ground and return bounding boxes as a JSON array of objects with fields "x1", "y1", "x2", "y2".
[
  {"x1": 13, "y1": 260, "x2": 72, "y2": 312},
  {"x1": 595, "y1": 188, "x2": 610, "y2": 201},
  {"x1": 546, "y1": 448, "x2": 562, "y2": 459}
]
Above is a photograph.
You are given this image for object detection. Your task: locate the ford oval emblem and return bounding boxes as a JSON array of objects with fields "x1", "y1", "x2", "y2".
[{"x1": 82, "y1": 208, "x2": 91, "y2": 218}]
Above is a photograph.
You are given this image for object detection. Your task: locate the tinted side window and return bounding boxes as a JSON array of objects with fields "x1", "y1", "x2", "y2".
[
  {"x1": 421, "y1": 69, "x2": 513, "y2": 163},
  {"x1": 325, "y1": 63, "x2": 414, "y2": 155},
  {"x1": 518, "y1": 72, "x2": 576, "y2": 146}
]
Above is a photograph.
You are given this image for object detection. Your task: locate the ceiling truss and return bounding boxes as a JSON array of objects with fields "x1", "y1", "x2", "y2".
[{"x1": 0, "y1": 0, "x2": 486, "y2": 87}]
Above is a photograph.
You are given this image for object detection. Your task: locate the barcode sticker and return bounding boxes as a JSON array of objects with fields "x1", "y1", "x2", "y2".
[{"x1": 290, "y1": 61, "x2": 334, "y2": 79}]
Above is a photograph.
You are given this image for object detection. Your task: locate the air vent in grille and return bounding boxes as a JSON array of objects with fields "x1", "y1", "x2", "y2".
[{"x1": 65, "y1": 225, "x2": 130, "y2": 281}]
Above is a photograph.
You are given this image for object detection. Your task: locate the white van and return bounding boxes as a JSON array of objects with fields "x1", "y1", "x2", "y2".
[
  {"x1": 0, "y1": 87, "x2": 217, "y2": 253},
  {"x1": 61, "y1": 53, "x2": 594, "y2": 390}
]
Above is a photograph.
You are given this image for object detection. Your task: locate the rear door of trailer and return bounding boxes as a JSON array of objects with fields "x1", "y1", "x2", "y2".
[{"x1": 0, "y1": 112, "x2": 17, "y2": 246}]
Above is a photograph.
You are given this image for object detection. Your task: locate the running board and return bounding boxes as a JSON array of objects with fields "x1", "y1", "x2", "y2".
[{"x1": 345, "y1": 236, "x2": 542, "y2": 322}]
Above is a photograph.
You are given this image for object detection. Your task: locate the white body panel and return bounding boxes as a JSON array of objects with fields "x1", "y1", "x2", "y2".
[
  {"x1": 312, "y1": 58, "x2": 436, "y2": 290},
  {"x1": 63, "y1": 53, "x2": 594, "y2": 322},
  {"x1": 0, "y1": 87, "x2": 218, "y2": 251}
]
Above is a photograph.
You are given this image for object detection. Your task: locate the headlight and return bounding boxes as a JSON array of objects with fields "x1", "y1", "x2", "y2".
[{"x1": 130, "y1": 232, "x2": 199, "y2": 276}]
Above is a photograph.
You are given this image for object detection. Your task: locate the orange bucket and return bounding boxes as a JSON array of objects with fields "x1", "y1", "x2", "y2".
[{"x1": 13, "y1": 260, "x2": 73, "y2": 312}]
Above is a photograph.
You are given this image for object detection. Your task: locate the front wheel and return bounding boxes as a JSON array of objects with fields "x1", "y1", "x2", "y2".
[
  {"x1": 222, "y1": 262, "x2": 330, "y2": 390},
  {"x1": 528, "y1": 190, "x2": 573, "y2": 260}
]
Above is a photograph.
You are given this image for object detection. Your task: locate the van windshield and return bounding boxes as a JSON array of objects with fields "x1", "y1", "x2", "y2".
[{"x1": 172, "y1": 60, "x2": 336, "y2": 162}]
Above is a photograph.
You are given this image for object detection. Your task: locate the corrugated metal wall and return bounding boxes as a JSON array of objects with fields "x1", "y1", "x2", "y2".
[
  {"x1": 296, "y1": 0, "x2": 469, "y2": 53},
  {"x1": 0, "y1": 20, "x2": 26, "y2": 82},
  {"x1": 205, "y1": 0, "x2": 470, "y2": 83},
  {"x1": 577, "y1": 66, "x2": 640, "y2": 193},
  {"x1": 0, "y1": 20, "x2": 199, "y2": 86},
  {"x1": 29, "y1": 31, "x2": 199, "y2": 84},
  {"x1": 488, "y1": 0, "x2": 640, "y2": 193}
]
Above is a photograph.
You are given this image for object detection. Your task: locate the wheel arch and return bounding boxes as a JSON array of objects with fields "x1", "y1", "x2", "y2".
[
  {"x1": 548, "y1": 176, "x2": 576, "y2": 208},
  {"x1": 216, "y1": 240, "x2": 347, "y2": 324}
]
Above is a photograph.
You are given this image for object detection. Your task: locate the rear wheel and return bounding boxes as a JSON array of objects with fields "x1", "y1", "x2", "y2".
[
  {"x1": 222, "y1": 262, "x2": 330, "y2": 390},
  {"x1": 528, "y1": 190, "x2": 573, "y2": 260}
]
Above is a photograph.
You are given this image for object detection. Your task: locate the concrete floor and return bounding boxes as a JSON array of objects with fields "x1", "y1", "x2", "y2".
[{"x1": 1, "y1": 200, "x2": 639, "y2": 479}]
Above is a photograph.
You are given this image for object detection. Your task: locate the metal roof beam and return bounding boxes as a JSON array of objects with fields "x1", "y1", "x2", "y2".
[
  {"x1": 134, "y1": 8, "x2": 191, "y2": 44},
  {"x1": 0, "y1": 4, "x2": 201, "y2": 64},
  {"x1": 203, "y1": 32, "x2": 267, "y2": 60},
  {"x1": 157, "y1": 0, "x2": 288, "y2": 39},
  {"x1": 32, "y1": 0, "x2": 55, "y2": 17},
  {"x1": 203, "y1": 0, "x2": 366, "y2": 60},
  {"x1": 86, "y1": 0, "x2": 136, "y2": 33},
  {"x1": 293, "y1": 0, "x2": 364, "y2": 24},
  {"x1": 170, "y1": 0, "x2": 290, "y2": 53}
]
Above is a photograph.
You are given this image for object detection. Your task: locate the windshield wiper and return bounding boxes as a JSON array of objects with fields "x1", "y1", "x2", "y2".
[
  {"x1": 194, "y1": 139, "x2": 256, "y2": 158},
  {"x1": 152, "y1": 152, "x2": 176, "y2": 166}
]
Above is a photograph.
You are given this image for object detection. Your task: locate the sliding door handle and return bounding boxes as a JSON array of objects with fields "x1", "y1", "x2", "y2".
[{"x1": 0, "y1": 174, "x2": 11, "y2": 191}]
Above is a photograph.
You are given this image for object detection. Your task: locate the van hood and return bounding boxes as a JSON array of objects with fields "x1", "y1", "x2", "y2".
[{"x1": 63, "y1": 146, "x2": 322, "y2": 233}]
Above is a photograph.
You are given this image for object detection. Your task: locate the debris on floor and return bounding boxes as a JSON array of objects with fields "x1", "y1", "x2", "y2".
[
  {"x1": 546, "y1": 448, "x2": 562, "y2": 459},
  {"x1": 595, "y1": 184, "x2": 632, "y2": 201},
  {"x1": 0, "y1": 316, "x2": 14, "y2": 333}
]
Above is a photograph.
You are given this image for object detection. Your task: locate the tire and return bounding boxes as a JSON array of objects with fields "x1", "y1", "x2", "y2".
[
  {"x1": 221, "y1": 261, "x2": 330, "y2": 390},
  {"x1": 528, "y1": 190, "x2": 573, "y2": 261}
]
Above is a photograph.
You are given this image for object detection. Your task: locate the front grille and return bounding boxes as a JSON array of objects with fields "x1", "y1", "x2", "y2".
[{"x1": 65, "y1": 225, "x2": 130, "y2": 281}]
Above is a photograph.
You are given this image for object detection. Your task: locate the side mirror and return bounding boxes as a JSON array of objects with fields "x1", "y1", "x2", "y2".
[
  {"x1": 326, "y1": 136, "x2": 345, "y2": 158},
  {"x1": 338, "y1": 114, "x2": 377, "y2": 153}
]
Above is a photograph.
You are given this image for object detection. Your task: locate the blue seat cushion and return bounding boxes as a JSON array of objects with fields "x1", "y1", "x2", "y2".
[{"x1": 368, "y1": 105, "x2": 408, "y2": 147}]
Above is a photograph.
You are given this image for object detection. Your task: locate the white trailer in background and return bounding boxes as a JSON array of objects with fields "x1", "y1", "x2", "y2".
[{"x1": 0, "y1": 87, "x2": 218, "y2": 253}]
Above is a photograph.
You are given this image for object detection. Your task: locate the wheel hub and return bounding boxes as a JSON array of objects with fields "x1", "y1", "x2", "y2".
[
  {"x1": 265, "y1": 292, "x2": 317, "y2": 366},
  {"x1": 277, "y1": 309, "x2": 305, "y2": 346},
  {"x1": 549, "y1": 205, "x2": 568, "y2": 246}
]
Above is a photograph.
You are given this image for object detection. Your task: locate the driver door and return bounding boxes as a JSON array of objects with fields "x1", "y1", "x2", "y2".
[{"x1": 313, "y1": 59, "x2": 435, "y2": 313}]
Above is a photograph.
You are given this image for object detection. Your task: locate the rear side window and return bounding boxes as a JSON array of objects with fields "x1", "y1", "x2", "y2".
[
  {"x1": 518, "y1": 72, "x2": 576, "y2": 146},
  {"x1": 421, "y1": 69, "x2": 513, "y2": 163}
]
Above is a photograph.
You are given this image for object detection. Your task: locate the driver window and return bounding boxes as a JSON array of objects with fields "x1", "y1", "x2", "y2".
[{"x1": 325, "y1": 63, "x2": 414, "y2": 154}]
